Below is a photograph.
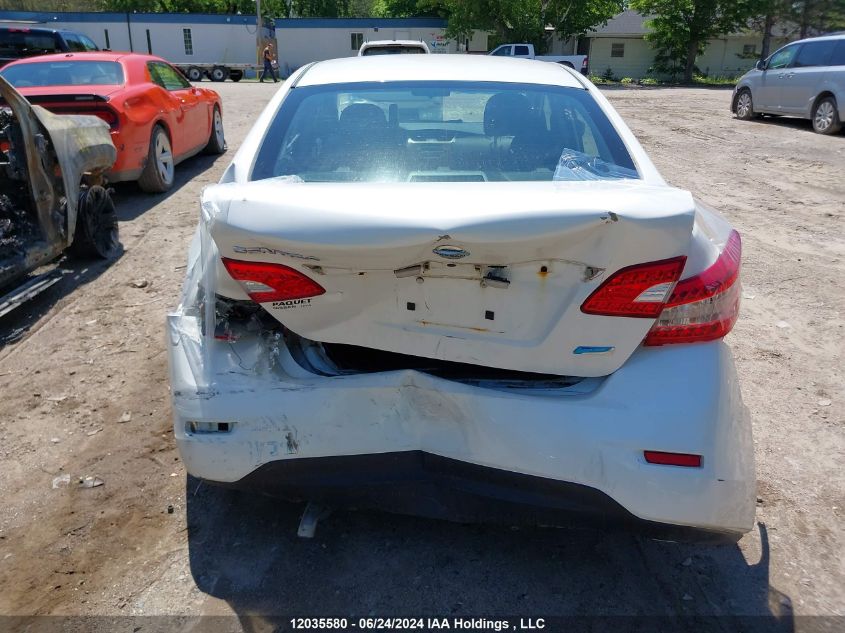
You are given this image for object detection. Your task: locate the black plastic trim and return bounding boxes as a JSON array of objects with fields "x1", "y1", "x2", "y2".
[{"x1": 212, "y1": 451, "x2": 742, "y2": 543}]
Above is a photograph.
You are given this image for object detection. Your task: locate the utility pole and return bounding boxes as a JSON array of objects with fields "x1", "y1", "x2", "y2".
[{"x1": 256, "y1": 0, "x2": 262, "y2": 67}]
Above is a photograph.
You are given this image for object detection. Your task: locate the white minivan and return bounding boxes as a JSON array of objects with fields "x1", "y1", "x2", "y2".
[{"x1": 732, "y1": 33, "x2": 845, "y2": 134}]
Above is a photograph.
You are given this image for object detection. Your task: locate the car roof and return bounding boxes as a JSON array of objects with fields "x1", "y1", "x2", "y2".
[
  {"x1": 794, "y1": 32, "x2": 845, "y2": 44},
  {"x1": 361, "y1": 40, "x2": 427, "y2": 46},
  {"x1": 2, "y1": 51, "x2": 161, "y2": 64},
  {"x1": 298, "y1": 55, "x2": 585, "y2": 89}
]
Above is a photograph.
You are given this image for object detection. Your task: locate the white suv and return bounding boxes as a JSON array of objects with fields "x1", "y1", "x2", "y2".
[{"x1": 732, "y1": 33, "x2": 845, "y2": 134}]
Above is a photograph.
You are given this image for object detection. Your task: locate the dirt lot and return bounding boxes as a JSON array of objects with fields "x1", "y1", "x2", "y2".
[{"x1": 0, "y1": 83, "x2": 842, "y2": 630}]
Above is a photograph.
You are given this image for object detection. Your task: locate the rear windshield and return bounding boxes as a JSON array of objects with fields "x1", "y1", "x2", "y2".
[
  {"x1": 0, "y1": 61, "x2": 124, "y2": 87},
  {"x1": 361, "y1": 46, "x2": 427, "y2": 55},
  {"x1": 0, "y1": 29, "x2": 61, "y2": 57},
  {"x1": 251, "y1": 81, "x2": 638, "y2": 183}
]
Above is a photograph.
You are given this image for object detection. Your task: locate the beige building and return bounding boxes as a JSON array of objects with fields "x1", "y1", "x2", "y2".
[{"x1": 579, "y1": 10, "x2": 792, "y2": 80}]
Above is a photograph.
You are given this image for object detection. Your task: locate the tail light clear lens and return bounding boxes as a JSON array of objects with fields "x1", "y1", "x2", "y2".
[
  {"x1": 221, "y1": 258, "x2": 325, "y2": 303},
  {"x1": 644, "y1": 230, "x2": 741, "y2": 346},
  {"x1": 580, "y1": 256, "x2": 687, "y2": 318}
]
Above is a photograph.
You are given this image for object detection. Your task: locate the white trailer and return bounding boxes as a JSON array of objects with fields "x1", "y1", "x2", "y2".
[{"x1": 0, "y1": 10, "x2": 276, "y2": 82}]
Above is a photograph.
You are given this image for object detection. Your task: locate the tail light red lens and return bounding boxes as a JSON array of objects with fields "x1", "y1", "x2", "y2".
[
  {"x1": 644, "y1": 451, "x2": 702, "y2": 468},
  {"x1": 644, "y1": 230, "x2": 741, "y2": 346},
  {"x1": 580, "y1": 256, "x2": 687, "y2": 318},
  {"x1": 221, "y1": 258, "x2": 326, "y2": 303},
  {"x1": 91, "y1": 108, "x2": 119, "y2": 129}
]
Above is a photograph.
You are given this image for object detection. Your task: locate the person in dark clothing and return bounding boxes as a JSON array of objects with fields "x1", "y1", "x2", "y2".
[{"x1": 260, "y1": 44, "x2": 278, "y2": 83}]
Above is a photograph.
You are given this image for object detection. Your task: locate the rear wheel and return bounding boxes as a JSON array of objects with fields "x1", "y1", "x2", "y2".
[
  {"x1": 69, "y1": 186, "x2": 119, "y2": 259},
  {"x1": 735, "y1": 89, "x2": 756, "y2": 120},
  {"x1": 229, "y1": 70, "x2": 243, "y2": 82},
  {"x1": 186, "y1": 66, "x2": 203, "y2": 82},
  {"x1": 812, "y1": 96, "x2": 842, "y2": 134},
  {"x1": 138, "y1": 125, "x2": 175, "y2": 193},
  {"x1": 210, "y1": 66, "x2": 229, "y2": 82},
  {"x1": 203, "y1": 105, "x2": 226, "y2": 155}
]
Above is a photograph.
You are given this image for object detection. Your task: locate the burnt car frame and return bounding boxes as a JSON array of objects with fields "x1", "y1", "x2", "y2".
[{"x1": 1, "y1": 74, "x2": 119, "y2": 314}]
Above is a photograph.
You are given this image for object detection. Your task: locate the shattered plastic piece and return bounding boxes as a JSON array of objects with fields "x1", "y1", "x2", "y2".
[
  {"x1": 79, "y1": 476, "x2": 104, "y2": 488},
  {"x1": 119, "y1": 411, "x2": 132, "y2": 423},
  {"x1": 167, "y1": 504, "x2": 174, "y2": 514},
  {"x1": 818, "y1": 399, "x2": 832, "y2": 407},
  {"x1": 553, "y1": 149, "x2": 639, "y2": 181},
  {"x1": 130, "y1": 279, "x2": 150, "y2": 289},
  {"x1": 52, "y1": 474, "x2": 71, "y2": 489},
  {"x1": 50, "y1": 437, "x2": 61, "y2": 444},
  {"x1": 743, "y1": 293, "x2": 755, "y2": 300},
  {"x1": 776, "y1": 321, "x2": 790, "y2": 329},
  {"x1": 46, "y1": 395, "x2": 68, "y2": 402},
  {"x1": 86, "y1": 428, "x2": 103, "y2": 436}
]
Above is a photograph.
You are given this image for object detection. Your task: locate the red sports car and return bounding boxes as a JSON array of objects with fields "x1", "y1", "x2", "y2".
[{"x1": 0, "y1": 52, "x2": 225, "y2": 192}]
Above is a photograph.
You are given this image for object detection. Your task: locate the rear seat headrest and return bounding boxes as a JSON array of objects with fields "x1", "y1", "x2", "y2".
[
  {"x1": 340, "y1": 103, "x2": 387, "y2": 129},
  {"x1": 483, "y1": 92, "x2": 535, "y2": 137}
]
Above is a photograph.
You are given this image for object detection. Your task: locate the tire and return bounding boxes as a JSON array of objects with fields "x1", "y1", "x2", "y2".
[
  {"x1": 229, "y1": 70, "x2": 243, "y2": 82},
  {"x1": 69, "y1": 186, "x2": 119, "y2": 259},
  {"x1": 210, "y1": 66, "x2": 229, "y2": 82},
  {"x1": 138, "y1": 125, "x2": 175, "y2": 193},
  {"x1": 186, "y1": 66, "x2": 203, "y2": 82},
  {"x1": 735, "y1": 89, "x2": 756, "y2": 120},
  {"x1": 203, "y1": 105, "x2": 226, "y2": 155},
  {"x1": 812, "y1": 96, "x2": 842, "y2": 135}
]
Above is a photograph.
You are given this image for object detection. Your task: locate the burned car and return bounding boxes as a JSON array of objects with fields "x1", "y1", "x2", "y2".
[
  {"x1": 1, "y1": 75, "x2": 118, "y2": 314},
  {"x1": 168, "y1": 56, "x2": 754, "y2": 541}
]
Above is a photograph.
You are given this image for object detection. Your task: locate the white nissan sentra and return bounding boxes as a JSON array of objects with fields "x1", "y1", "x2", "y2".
[{"x1": 168, "y1": 55, "x2": 754, "y2": 540}]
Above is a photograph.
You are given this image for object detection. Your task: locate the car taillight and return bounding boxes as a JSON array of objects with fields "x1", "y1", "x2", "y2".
[
  {"x1": 582, "y1": 56, "x2": 588, "y2": 70},
  {"x1": 644, "y1": 450, "x2": 702, "y2": 468},
  {"x1": 644, "y1": 230, "x2": 741, "y2": 346},
  {"x1": 580, "y1": 256, "x2": 687, "y2": 318},
  {"x1": 221, "y1": 258, "x2": 325, "y2": 303},
  {"x1": 91, "y1": 108, "x2": 119, "y2": 129}
]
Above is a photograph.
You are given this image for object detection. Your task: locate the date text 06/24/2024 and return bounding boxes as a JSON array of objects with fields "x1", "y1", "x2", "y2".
[{"x1": 289, "y1": 618, "x2": 546, "y2": 630}]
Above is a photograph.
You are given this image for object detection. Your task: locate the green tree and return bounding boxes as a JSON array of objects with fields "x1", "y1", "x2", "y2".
[
  {"x1": 440, "y1": 0, "x2": 623, "y2": 54},
  {"x1": 373, "y1": 0, "x2": 446, "y2": 17},
  {"x1": 630, "y1": 0, "x2": 768, "y2": 83},
  {"x1": 794, "y1": 0, "x2": 845, "y2": 37}
]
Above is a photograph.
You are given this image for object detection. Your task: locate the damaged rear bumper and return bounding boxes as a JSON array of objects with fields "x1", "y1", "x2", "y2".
[
  {"x1": 221, "y1": 451, "x2": 742, "y2": 542},
  {"x1": 168, "y1": 310, "x2": 755, "y2": 538}
]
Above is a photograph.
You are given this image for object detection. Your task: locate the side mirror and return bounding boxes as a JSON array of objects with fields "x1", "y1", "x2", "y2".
[{"x1": 755, "y1": 59, "x2": 766, "y2": 71}]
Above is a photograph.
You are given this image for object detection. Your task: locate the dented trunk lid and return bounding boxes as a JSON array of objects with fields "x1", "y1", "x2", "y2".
[{"x1": 205, "y1": 180, "x2": 695, "y2": 377}]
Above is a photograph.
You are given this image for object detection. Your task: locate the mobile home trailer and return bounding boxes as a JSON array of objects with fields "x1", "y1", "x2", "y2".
[
  {"x1": 0, "y1": 11, "x2": 275, "y2": 81},
  {"x1": 273, "y1": 18, "x2": 489, "y2": 72}
]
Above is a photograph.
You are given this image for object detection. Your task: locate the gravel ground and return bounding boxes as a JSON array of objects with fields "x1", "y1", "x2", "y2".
[{"x1": 0, "y1": 82, "x2": 842, "y2": 631}]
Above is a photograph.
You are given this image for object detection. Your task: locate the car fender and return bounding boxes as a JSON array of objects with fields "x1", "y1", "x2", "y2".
[
  {"x1": 813, "y1": 75, "x2": 845, "y2": 118},
  {"x1": 731, "y1": 73, "x2": 756, "y2": 112}
]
